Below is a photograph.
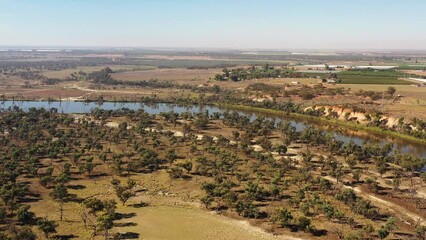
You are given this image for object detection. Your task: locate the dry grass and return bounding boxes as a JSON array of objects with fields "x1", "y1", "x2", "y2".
[
  {"x1": 404, "y1": 70, "x2": 426, "y2": 76},
  {"x1": 42, "y1": 65, "x2": 155, "y2": 79},
  {"x1": 115, "y1": 205, "x2": 288, "y2": 240},
  {"x1": 141, "y1": 55, "x2": 216, "y2": 60},
  {"x1": 332, "y1": 84, "x2": 426, "y2": 120},
  {"x1": 111, "y1": 68, "x2": 222, "y2": 84}
]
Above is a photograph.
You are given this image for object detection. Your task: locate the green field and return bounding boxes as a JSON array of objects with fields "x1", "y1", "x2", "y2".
[
  {"x1": 337, "y1": 70, "x2": 411, "y2": 85},
  {"x1": 303, "y1": 69, "x2": 412, "y2": 84},
  {"x1": 338, "y1": 69, "x2": 411, "y2": 84},
  {"x1": 397, "y1": 65, "x2": 426, "y2": 71},
  {"x1": 306, "y1": 69, "x2": 412, "y2": 85}
]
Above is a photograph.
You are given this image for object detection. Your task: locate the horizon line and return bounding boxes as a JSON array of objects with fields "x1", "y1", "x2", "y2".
[{"x1": 1, "y1": 45, "x2": 426, "y2": 53}]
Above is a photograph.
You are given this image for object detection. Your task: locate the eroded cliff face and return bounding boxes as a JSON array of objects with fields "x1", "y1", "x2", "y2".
[{"x1": 304, "y1": 106, "x2": 410, "y2": 130}]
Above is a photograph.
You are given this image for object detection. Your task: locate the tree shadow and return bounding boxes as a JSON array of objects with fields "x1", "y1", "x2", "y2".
[
  {"x1": 52, "y1": 234, "x2": 78, "y2": 240},
  {"x1": 311, "y1": 228, "x2": 327, "y2": 236},
  {"x1": 114, "y1": 222, "x2": 137, "y2": 227},
  {"x1": 130, "y1": 202, "x2": 149, "y2": 208},
  {"x1": 67, "y1": 184, "x2": 86, "y2": 190},
  {"x1": 135, "y1": 188, "x2": 148, "y2": 194},
  {"x1": 115, "y1": 232, "x2": 140, "y2": 239},
  {"x1": 394, "y1": 231, "x2": 414, "y2": 239},
  {"x1": 115, "y1": 212, "x2": 136, "y2": 220},
  {"x1": 182, "y1": 175, "x2": 193, "y2": 180},
  {"x1": 20, "y1": 192, "x2": 42, "y2": 203},
  {"x1": 66, "y1": 193, "x2": 84, "y2": 203},
  {"x1": 88, "y1": 172, "x2": 109, "y2": 178}
]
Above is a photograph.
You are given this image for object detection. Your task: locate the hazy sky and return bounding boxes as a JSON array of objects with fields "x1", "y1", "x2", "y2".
[{"x1": 1, "y1": 0, "x2": 425, "y2": 50}]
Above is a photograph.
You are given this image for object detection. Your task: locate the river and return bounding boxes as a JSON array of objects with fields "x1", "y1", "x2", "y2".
[{"x1": 1, "y1": 100, "x2": 425, "y2": 158}]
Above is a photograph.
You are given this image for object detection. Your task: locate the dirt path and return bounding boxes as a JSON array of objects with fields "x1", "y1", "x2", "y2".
[
  {"x1": 323, "y1": 176, "x2": 425, "y2": 226},
  {"x1": 66, "y1": 82, "x2": 154, "y2": 98},
  {"x1": 366, "y1": 169, "x2": 426, "y2": 199}
]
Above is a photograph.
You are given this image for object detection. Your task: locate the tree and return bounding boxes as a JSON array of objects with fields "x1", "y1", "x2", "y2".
[
  {"x1": 169, "y1": 167, "x2": 184, "y2": 179},
  {"x1": 232, "y1": 130, "x2": 240, "y2": 140},
  {"x1": 376, "y1": 157, "x2": 388, "y2": 177},
  {"x1": 0, "y1": 206, "x2": 6, "y2": 224},
  {"x1": 297, "y1": 216, "x2": 312, "y2": 231},
  {"x1": 325, "y1": 64, "x2": 330, "y2": 70},
  {"x1": 0, "y1": 183, "x2": 28, "y2": 214},
  {"x1": 80, "y1": 158, "x2": 95, "y2": 177},
  {"x1": 387, "y1": 86, "x2": 396, "y2": 95},
  {"x1": 346, "y1": 156, "x2": 357, "y2": 169},
  {"x1": 273, "y1": 208, "x2": 293, "y2": 227},
  {"x1": 361, "y1": 223, "x2": 375, "y2": 239},
  {"x1": 177, "y1": 161, "x2": 192, "y2": 173},
  {"x1": 235, "y1": 200, "x2": 260, "y2": 218},
  {"x1": 40, "y1": 176, "x2": 54, "y2": 188},
  {"x1": 83, "y1": 198, "x2": 104, "y2": 214},
  {"x1": 398, "y1": 155, "x2": 425, "y2": 198},
  {"x1": 97, "y1": 214, "x2": 114, "y2": 240},
  {"x1": 82, "y1": 198, "x2": 116, "y2": 238},
  {"x1": 50, "y1": 184, "x2": 68, "y2": 201},
  {"x1": 50, "y1": 184, "x2": 68, "y2": 221},
  {"x1": 118, "y1": 122, "x2": 128, "y2": 134},
  {"x1": 13, "y1": 227, "x2": 37, "y2": 240},
  {"x1": 352, "y1": 169, "x2": 362, "y2": 182},
  {"x1": 378, "y1": 226, "x2": 389, "y2": 239},
  {"x1": 111, "y1": 179, "x2": 136, "y2": 206},
  {"x1": 276, "y1": 145, "x2": 287, "y2": 156},
  {"x1": 17, "y1": 205, "x2": 35, "y2": 224},
  {"x1": 201, "y1": 195, "x2": 213, "y2": 209},
  {"x1": 377, "y1": 217, "x2": 397, "y2": 239},
  {"x1": 2, "y1": 226, "x2": 37, "y2": 240},
  {"x1": 37, "y1": 218, "x2": 57, "y2": 239},
  {"x1": 416, "y1": 225, "x2": 426, "y2": 240},
  {"x1": 166, "y1": 149, "x2": 177, "y2": 166},
  {"x1": 270, "y1": 183, "x2": 281, "y2": 199}
]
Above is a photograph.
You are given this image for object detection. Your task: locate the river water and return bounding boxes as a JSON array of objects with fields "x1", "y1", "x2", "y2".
[{"x1": 1, "y1": 100, "x2": 425, "y2": 158}]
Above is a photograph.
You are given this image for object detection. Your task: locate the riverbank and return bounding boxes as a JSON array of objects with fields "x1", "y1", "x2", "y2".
[
  {"x1": 217, "y1": 103, "x2": 426, "y2": 145},
  {"x1": 1, "y1": 98, "x2": 425, "y2": 148}
]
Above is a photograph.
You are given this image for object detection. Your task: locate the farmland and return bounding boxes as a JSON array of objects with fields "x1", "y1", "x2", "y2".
[
  {"x1": 111, "y1": 68, "x2": 222, "y2": 84},
  {"x1": 338, "y1": 70, "x2": 412, "y2": 85},
  {"x1": 303, "y1": 69, "x2": 413, "y2": 85}
]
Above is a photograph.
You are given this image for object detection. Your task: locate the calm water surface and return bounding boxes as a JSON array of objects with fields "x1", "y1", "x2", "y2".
[{"x1": 1, "y1": 100, "x2": 425, "y2": 158}]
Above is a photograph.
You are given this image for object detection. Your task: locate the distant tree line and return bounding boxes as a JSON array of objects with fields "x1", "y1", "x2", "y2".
[{"x1": 214, "y1": 65, "x2": 306, "y2": 81}]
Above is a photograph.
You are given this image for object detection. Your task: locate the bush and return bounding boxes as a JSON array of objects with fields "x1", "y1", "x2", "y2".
[
  {"x1": 273, "y1": 208, "x2": 293, "y2": 227},
  {"x1": 297, "y1": 216, "x2": 312, "y2": 231},
  {"x1": 235, "y1": 201, "x2": 261, "y2": 218},
  {"x1": 17, "y1": 205, "x2": 35, "y2": 224},
  {"x1": 169, "y1": 167, "x2": 184, "y2": 179}
]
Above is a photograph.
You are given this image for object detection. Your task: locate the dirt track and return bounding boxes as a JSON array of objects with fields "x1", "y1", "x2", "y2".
[{"x1": 323, "y1": 176, "x2": 425, "y2": 226}]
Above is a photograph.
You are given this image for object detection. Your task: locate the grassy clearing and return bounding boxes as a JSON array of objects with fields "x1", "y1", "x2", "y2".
[
  {"x1": 42, "y1": 65, "x2": 156, "y2": 79},
  {"x1": 111, "y1": 68, "x2": 221, "y2": 83},
  {"x1": 115, "y1": 206, "x2": 284, "y2": 240}
]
